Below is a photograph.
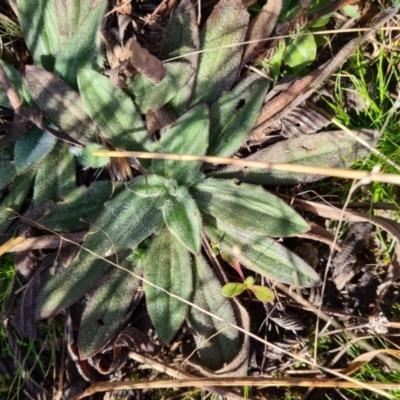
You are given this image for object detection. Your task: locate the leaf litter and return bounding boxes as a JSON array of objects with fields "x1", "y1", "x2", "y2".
[{"x1": 0, "y1": 0, "x2": 400, "y2": 399}]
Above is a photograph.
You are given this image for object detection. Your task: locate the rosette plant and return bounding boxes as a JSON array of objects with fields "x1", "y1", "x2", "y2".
[{"x1": 0, "y1": 0, "x2": 323, "y2": 371}]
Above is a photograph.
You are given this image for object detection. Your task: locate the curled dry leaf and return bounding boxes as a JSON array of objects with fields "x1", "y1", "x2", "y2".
[{"x1": 241, "y1": 0, "x2": 282, "y2": 67}]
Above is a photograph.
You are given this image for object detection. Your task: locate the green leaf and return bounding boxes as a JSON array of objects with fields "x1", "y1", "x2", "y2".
[
  {"x1": 0, "y1": 146, "x2": 17, "y2": 190},
  {"x1": 129, "y1": 175, "x2": 168, "y2": 197},
  {"x1": 54, "y1": 0, "x2": 107, "y2": 88},
  {"x1": 190, "y1": 0, "x2": 249, "y2": 107},
  {"x1": 161, "y1": 193, "x2": 201, "y2": 254},
  {"x1": 160, "y1": 0, "x2": 199, "y2": 114},
  {"x1": 78, "y1": 68, "x2": 151, "y2": 151},
  {"x1": 14, "y1": 127, "x2": 56, "y2": 174},
  {"x1": 27, "y1": 181, "x2": 116, "y2": 232},
  {"x1": 17, "y1": 0, "x2": 106, "y2": 86},
  {"x1": 203, "y1": 215, "x2": 321, "y2": 288},
  {"x1": 221, "y1": 282, "x2": 246, "y2": 297},
  {"x1": 191, "y1": 178, "x2": 310, "y2": 237},
  {"x1": 152, "y1": 104, "x2": 209, "y2": 186},
  {"x1": 0, "y1": 168, "x2": 36, "y2": 235},
  {"x1": 33, "y1": 142, "x2": 76, "y2": 205},
  {"x1": 0, "y1": 60, "x2": 34, "y2": 107},
  {"x1": 243, "y1": 276, "x2": 254, "y2": 287},
  {"x1": 248, "y1": 285, "x2": 275, "y2": 302},
  {"x1": 210, "y1": 130, "x2": 376, "y2": 185},
  {"x1": 34, "y1": 252, "x2": 111, "y2": 320},
  {"x1": 208, "y1": 73, "x2": 269, "y2": 157},
  {"x1": 82, "y1": 186, "x2": 164, "y2": 258},
  {"x1": 144, "y1": 228, "x2": 192, "y2": 343},
  {"x1": 76, "y1": 143, "x2": 109, "y2": 169},
  {"x1": 282, "y1": 32, "x2": 316, "y2": 70},
  {"x1": 25, "y1": 65, "x2": 98, "y2": 143},
  {"x1": 127, "y1": 62, "x2": 195, "y2": 113},
  {"x1": 187, "y1": 255, "x2": 241, "y2": 370},
  {"x1": 342, "y1": 5, "x2": 360, "y2": 18},
  {"x1": 78, "y1": 251, "x2": 143, "y2": 358},
  {"x1": 16, "y1": 0, "x2": 62, "y2": 71}
]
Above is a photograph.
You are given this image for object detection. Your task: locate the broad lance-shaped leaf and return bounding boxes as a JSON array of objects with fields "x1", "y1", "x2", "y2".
[
  {"x1": 144, "y1": 228, "x2": 192, "y2": 343},
  {"x1": 78, "y1": 251, "x2": 144, "y2": 358},
  {"x1": 34, "y1": 186, "x2": 164, "y2": 320},
  {"x1": 17, "y1": 0, "x2": 63, "y2": 71},
  {"x1": 14, "y1": 127, "x2": 56, "y2": 174},
  {"x1": 82, "y1": 184, "x2": 164, "y2": 258},
  {"x1": 0, "y1": 146, "x2": 17, "y2": 190},
  {"x1": 127, "y1": 62, "x2": 194, "y2": 113},
  {"x1": 211, "y1": 130, "x2": 377, "y2": 185},
  {"x1": 203, "y1": 214, "x2": 321, "y2": 288},
  {"x1": 160, "y1": 0, "x2": 199, "y2": 114},
  {"x1": 187, "y1": 255, "x2": 241, "y2": 371},
  {"x1": 208, "y1": 73, "x2": 269, "y2": 157},
  {"x1": 33, "y1": 141, "x2": 76, "y2": 205},
  {"x1": 0, "y1": 60, "x2": 34, "y2": 108},
  {"x1": 34, "y1": 253, "x2": 111, "y2": 320},
  {"x1": 0, "y1": 168, "x2": 37, "y2": 234},
  {"x1": 25, "y1": 65, "x2": 98, "y2": 143},
  {"x1": 152, "y1": 104, "x2": 209, "y2": 186},
  {"x1": 161, "y1": 193, "x2": 201, "y2": 254},
  {"x1": 54, "y1": 0, "x2": 107, "y2": 88},
  {"x1": 190, "y1": 0, "x2": 249, "y2": 107},
  {"x1": 78, "y1": 69, "x2": 151, "y2": 151},
  {"x1": 191, "y1": 178, "x2": 309, "y2": 237},
  {"x1": 17, "y1": 0, "x2": 106, "y2": 87},
  {"x1": 26, "y1": 181, "x2": 118, "y2": 232}
]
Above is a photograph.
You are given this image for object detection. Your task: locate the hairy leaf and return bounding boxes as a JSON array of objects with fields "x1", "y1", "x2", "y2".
[
  {"x1": 16, "y1": 0, "x2": 62, "y2": 71},
  {"x1": 27, "y1": 181, "x2": 116, "y2": 232},
  {"x1": 78, "y1": 252, "x2": 143, "y2": 358},
  {"x1": 190, "y1": 0, "x2": 249, "y2": 107},
  {"x1": 211, "y1": 130, "x2": 377, "y2": 185},
  {"x1": 160, "y1": 0, "x2": 199, "y2": 114},
  {"x1": 129, "y1": 175, "x2": 168, "y2": 197},
  {"x1": 127, "y1": 62, "x2": 194, "y2": 113},
  {"x1": 78, "y1": 69, "x2": 151, "y2": 151},
  {"x1": 204, "y1": 215, "x2": 321, "y2": 288},
  {"x1": 0, "y1": 60, "x2": 34, "y2": 108},
  {"x1": 0, "y1": 168, "x2": 36, "y2": 234},
  {"x1": 76, "y1": 143, "x2": 109, "y2": 168},
  {"x1": 161, "y1": 193, "x2": 201, "y2": 254},
  {"x1": 187, "y1": 255, "x2": 241, "y2": 370},
  {"x1": 25, "y1": 65, "x2": 98, "y2": 143},
  {"x1": 153, "y1": 104, "x2": 209, "y2": 186},
  {"x1": 14, "y1": 127, "x2": 56, "y2": 174},
  {"x1": 83, "y1": 186, "x2": 164, "y2": 258},
  {"x1": 208, "y1": 73, "x2": 269, "y2": 157},
  {"x1": 191, "y1": 178, "x2": 310, "y2": 237},
  {"x1": 34, "y1": 252, "x2": 111, "y2": 320},
  {"x1": 33, "y1": 142, "x2": 76, "y2": 205},
  {"x1": 144, "y1": 228, "x2": 192, "y2": 343},
  {"x1": 0, "y1": 146, "x2": 17, "y2": 190},
  {"x1": 54, "y1": 0, "x2": 107, "y2": 87}
]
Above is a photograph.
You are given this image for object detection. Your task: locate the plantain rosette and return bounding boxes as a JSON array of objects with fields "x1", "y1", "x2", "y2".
[{"x1": 3, "y1": 0, "x2": 337, "y2": 373}]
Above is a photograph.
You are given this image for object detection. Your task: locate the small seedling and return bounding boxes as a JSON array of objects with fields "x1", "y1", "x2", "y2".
[{"x1": 222, "y1": 275, "x2": 275, "y2": 303}]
